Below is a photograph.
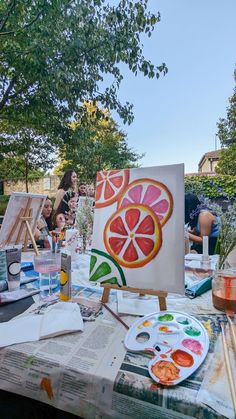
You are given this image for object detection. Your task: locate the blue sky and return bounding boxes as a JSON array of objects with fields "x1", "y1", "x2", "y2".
[{"x1": 115, "y1": 0, "x2": 236, "y2": 173}]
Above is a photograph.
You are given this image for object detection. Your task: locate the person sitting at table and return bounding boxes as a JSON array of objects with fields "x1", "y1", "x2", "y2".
[
  {"x1": 56, "y1": 192, "x2": 78, "y2": 227},
  {"x1": 53, "y1": 212, "x2": 66, "y2": 231},
  {"x1": 34, "y1": 198, "x2": 53, "y2": 248},
  {"x1": 185, "y1": 193, "x2": 220, "y2": 255},
  {"x1": 54, "y1": 170, "x2": 78, "y2": 211}
]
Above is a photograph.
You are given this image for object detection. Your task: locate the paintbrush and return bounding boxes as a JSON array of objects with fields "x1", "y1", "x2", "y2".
[
  {"x1": 226, "y1": 314, "x2": 236, "y2": 355},
  {"x1": 102, "y1": 303, "x2": 129, "y2": 330},
  {"x1": 220, "y1": 322, "x2": 236, "y2": 412}
]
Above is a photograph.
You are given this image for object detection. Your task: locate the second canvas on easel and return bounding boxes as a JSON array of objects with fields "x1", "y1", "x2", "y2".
[{"x1": 89, "y1": 164, "x2": 185, "y2": 294}]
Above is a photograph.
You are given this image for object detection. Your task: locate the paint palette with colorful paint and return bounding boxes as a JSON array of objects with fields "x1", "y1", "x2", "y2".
[{"x1": 124, "y1": 311, "x2": 209, "y2": 386}]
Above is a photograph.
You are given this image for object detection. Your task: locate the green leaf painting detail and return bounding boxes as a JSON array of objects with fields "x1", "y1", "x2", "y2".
[{"x1": 89, "y1": 249, "x2": 126, "y2": 286}]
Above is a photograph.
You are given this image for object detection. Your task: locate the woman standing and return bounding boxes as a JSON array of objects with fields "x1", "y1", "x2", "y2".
[{"x1": 54, "y1": 170, "x2": 78, "y2": 211}]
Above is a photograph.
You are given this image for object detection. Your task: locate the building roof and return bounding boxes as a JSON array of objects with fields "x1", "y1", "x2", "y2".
[{"x1": 198, "y1": 149, "x2": 221, "y2": 168}]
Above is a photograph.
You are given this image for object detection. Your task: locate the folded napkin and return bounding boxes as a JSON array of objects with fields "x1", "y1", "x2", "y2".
[{"x1": 0, "y1": 302, "x2": 84, "y2": 348}]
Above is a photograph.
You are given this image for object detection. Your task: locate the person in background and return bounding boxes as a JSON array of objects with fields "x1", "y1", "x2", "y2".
[
  {"x1": 78, "y1": 182, "x2": 87, "y2": 197},
  {"x1": 34, "y1": 198, "x2": 53, "y2": 248},
  {"x1": 87, "y1": 183, "x2": 95, "y2": 209},
  {"x1": 54, "y1": 170, "x2": 78, "y2": 211},
  {"x1": 87, "y1": 184, "x2": 95, "y2": 198},
  {"x1": 56, "y1": 192, "x2": 78, "y2": 227},
  {"x1": 185, "y1": 193, "x2": 220, "y2": 255},
  {"x1": 53, "y1": 213, "x2": 66, "y2": 230}
]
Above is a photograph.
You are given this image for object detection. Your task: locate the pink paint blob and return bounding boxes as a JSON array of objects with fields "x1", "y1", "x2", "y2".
[{"x1": 182, "y1": 339, "x2": 203, "y2": 355}]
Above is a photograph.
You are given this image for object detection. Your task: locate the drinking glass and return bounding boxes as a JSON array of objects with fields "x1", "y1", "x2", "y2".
[
  {"x1": 212, "y1": 268, "x2": 236, "y2": 313},
  {"x1": 34, "y1": 252, "x2": 61, "y2": 300}
]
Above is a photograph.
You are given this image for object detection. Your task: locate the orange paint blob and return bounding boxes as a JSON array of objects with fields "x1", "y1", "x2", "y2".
[
  {"x1": 40, "y1": 377, "x2": 54, "y2": 399},
  {"x1": 151, "y1": 360, "x2": 180, "y2": 384},
  {"x1": 171, "y1": 350, "x2": 194, "y2": 367},
  {"x1": 159, "y1": 326, "x2": 169, "y2": 332},
  {"x1": 142, "y1": 320, "x2": 152, "y2": 327}
]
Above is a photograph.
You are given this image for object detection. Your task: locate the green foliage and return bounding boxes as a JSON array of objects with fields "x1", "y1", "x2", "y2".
[
  {"x1": 0, "y1": 0, "x2": 167, "y2": 134},
  {"x1": 0, "y1": 195, "x2": 10, "y2": 215},
  {"x1": 184, "y1": 175, "x2": 236, "y2": 198},
  {"x1": 215, "y1": 144, "x2": 236, "y2": 175},
  {"x1": 216, "y1": 67, "x2": 236, "y2": 147},
  {"x1": 0, "y1": 128, "x2": 56, "y2": 190},
  {"x1": 56, "y1": 106, "x2": 143, "y2": 183}
]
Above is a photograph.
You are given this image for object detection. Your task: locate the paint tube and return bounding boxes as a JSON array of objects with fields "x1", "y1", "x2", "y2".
[
  {"x1": 0, "y1": 249, "x2": 8, "y2": 292},
  {"x1": 5, "y1": 245, "x2": 22, "y2": 291},
  {"x1": 185, "y1": 276, "x2": 213, "y2": 299},
  {"x1": 60, "y1": 252, "x2": 71, "y2": 301}
]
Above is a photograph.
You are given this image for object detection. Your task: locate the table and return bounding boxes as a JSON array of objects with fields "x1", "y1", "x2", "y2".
[{"x1": 0, "y1": 253, "x2": 230, "y2": 419}]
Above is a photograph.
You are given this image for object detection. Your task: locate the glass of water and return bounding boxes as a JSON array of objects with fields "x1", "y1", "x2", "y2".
[{"x1": 34, "y1": 252, "x2": 61, "y2": 300}]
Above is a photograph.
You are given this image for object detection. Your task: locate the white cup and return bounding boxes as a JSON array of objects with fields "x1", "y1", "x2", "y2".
[{"x1": 65, "y1": 229, "x2": 78, "y2": 261}]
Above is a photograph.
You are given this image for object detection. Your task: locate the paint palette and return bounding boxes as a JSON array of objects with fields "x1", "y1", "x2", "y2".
[{"x1": 124, "y1": 311, "x2": 209, "y2": 386}]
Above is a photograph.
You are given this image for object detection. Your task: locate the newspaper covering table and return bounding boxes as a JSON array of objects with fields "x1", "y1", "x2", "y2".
[
  {"x1": 0, "y1": 252, "x2": 233, "y2": 418},
  {"x1": 0, "y1": 284, "x2": 230, "y2": 419}
]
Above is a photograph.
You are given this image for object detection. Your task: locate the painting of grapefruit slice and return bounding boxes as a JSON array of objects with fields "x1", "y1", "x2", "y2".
[
  {"x1": 118, "y1": 178, "x2": 173, "y2": 226},
  {"x1": 104, "y1": 204, "x2": 162, "y2": 268},
  {"x1": 89, "y1": 249, "x2": 126, "y2": 286},
  {"x1": 95, "y1": 169, "x2": 130, "y2": 208}
]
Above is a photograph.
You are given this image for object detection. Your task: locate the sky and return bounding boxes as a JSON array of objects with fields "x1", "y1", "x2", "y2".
[{"x1": 114, "y1": 0, "x2": 236, "y2": 174}]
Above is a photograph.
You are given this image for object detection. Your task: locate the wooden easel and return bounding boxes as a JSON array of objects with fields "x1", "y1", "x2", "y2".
[
  {"x1": 6, "y1": 197, "x2": 40, "y2": 256},
  {"x1": 101, "y1": 283, "x2": 168, "y2": 311}
]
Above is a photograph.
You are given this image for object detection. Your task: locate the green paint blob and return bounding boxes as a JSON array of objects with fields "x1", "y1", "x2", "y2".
[
  {"x1": 184, "y1": 326, "x2": 201, "y2": 337},
  {"x1": 177, "y1": 317, "x2": 190, "y2": 325},
  {"x1": 158, "y1": 314, "x2": 174, "y2": 322}
]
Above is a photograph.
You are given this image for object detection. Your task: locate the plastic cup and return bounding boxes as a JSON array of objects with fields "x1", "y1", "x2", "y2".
[{"x1": 34, "y1": 252, "x2": 61, "y2": 300}]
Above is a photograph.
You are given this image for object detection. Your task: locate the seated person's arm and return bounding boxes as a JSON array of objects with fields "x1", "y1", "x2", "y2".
[{"x1": 188, "y1": 212, "x2": 213, "y2": 244}]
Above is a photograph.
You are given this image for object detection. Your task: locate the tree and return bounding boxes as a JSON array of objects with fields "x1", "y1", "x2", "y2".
[
  {"x1": 217, "y1": 67, "x2": 236, "y2": 146},
  {"x1": 215, "y1": 145, "x2": 236, "y2": 176},
  {"x1": 0, "y1": 128, "x2": 56, "y2": 191},
  {"x1": 54, "y1": 103, "x2": 143, "y2": 183},
  {"x1": 216, "y1": 67, "x2": 236, "y2": 174},
  {"x1": 0, "y1": 0, "x2": 167, "y2": 137}
]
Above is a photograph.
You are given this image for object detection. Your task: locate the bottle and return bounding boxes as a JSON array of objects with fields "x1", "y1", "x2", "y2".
[{"x1": 60, "y1": 252, "x2": 71, "y2": 301}]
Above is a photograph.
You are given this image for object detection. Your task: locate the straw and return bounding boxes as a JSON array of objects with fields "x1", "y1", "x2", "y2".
[
  {"x1": 226, "y1": 315, "x2": 236, "y2": 355},
  {"x1": 220, "y1": 322, "x2": 236, "y2": 412},
  {"x1": 102, "y1": 303, "x2": 129, "y2": 330}
]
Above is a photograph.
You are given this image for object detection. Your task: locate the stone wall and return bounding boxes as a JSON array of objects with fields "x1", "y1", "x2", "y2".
[{"x1": 3, "y1": 175, "x2": 61, "y2": 197}]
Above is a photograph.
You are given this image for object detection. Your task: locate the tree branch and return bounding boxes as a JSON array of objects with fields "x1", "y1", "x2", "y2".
[
  {"x1": 0, "y1": 76, "x2": 17, "y2": 111},
  {"x1": 8, "y1": 82, "x2": 34, "y2": 100},
  {"x1": 0, "y1": 0, "x2": 16, "y2": 32},
  {"x1": 0, "y1": 0, "x2": 47, "y2": 37}
]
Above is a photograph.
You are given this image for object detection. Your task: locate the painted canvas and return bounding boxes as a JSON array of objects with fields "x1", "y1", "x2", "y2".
[
  {"x1": 89, "y1": 164, "x2": 185, "y2": 294},
  {"x1": 0, "y1": 192, "x2": 47, "y2": 248}
]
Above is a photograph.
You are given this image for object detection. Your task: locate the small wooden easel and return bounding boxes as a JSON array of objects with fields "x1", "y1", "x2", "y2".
[
  {"x1": 101, "y1": 283, "x2": 168, "y2": 311},
  {"x1": 6, "y1": 197, "x2": 40, "y2": 256}
]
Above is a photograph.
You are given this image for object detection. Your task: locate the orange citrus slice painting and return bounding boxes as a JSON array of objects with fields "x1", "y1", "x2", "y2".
[
  {"x1": 95, "y1": 169, "x2": 130, "y2": 208},
  {"x1": 104, "y1": 204, "x2": 162, "y2": 268},
  {"x1": 118, "y1": 178, "x2": 173, "y2": 226}
]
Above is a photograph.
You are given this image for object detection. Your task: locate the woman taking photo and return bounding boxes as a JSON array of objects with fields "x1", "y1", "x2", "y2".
[{"x1": 54, "y1": 170, "x2": 78, "y2": 211}]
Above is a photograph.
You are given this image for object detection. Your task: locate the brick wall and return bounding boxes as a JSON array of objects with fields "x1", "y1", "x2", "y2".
[{"x1": 3, "y1": 175, "x2": 61, "y2": 197}]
